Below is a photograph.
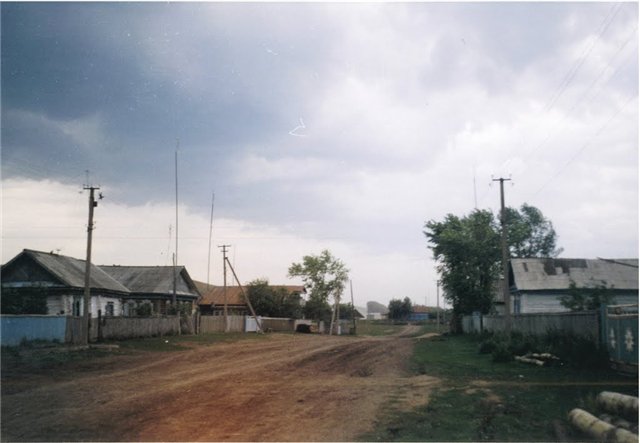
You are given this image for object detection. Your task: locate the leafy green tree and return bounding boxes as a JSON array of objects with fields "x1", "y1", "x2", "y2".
[
  {"x1": 560, "y1": 280, "x2": 614, "y2": 311},
  {"x1": 288, "y1": 250, "x2": 349, "y2": 321},
  {"x1": 424, "y1": 205, "x2": 560, "y2": 330},
  {"x1": 506, "y1": 204, "x2": 562, "y2": 258},
  {"x1": 0, "y1": 287, "x2": 48, "y2": 314},
  {"x1": 424, "y1": 210, "x2": 501, "y2": 322},
  {"x1": 246, "y1": 278, "x2": 302, "y2": 318},
  {"x1": 388, "y1": 297, "x2": 412, "y2": 321}
]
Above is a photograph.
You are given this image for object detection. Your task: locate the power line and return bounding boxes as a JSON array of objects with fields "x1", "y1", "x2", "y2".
[{"x1": 533, "y1": 93, "x2": 637, "y2": 196}]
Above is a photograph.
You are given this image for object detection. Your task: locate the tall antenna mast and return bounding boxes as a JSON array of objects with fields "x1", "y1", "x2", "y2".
[
  {"x1": 207, "y1": 191, "x2": 215, "y2": 289},
  {"x1": 175, "y1": 139, "x2": 180, "y2": 267},
  {"x1": 173, "y1": 139, "x2": 179, "y2": 307}
]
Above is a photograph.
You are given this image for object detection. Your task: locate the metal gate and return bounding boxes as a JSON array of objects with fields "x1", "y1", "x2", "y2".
[{"x1": 601, "y1": 304, "x2": 638, "y2": 371}]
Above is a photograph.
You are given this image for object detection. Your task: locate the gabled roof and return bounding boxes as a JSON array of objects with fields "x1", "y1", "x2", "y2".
[
  {"x1": 510, "y1": 258, "x2": 639, "y2": 292},
  {"x1": 101, "y1": 266, "x2": 200, "y2": 298},
  {"x1": 196, "y1": 283, "x2": 305, "y2": 306},
  {"x1": 2, "y1": 249, "x2": 130, "y2": 293}
]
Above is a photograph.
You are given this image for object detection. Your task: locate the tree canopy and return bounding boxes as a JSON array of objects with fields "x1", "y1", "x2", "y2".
[
  {"x1": 388, "y1": 297, "x2": 413, "y2": 321},
  {"x1": 424, "y1": 204, "x2": 560, "y2": 322},
  {"x1": 246, "y1": 278, "x2": 303, "y2": 319},
  {"x1": 288, "y1": 249, "x2": 349, "y2": 321}
]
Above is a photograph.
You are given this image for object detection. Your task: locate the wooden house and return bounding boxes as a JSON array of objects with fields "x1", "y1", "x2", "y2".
[
  {"x1": 494, "y1": 258, "x2": 639, "y2": 314},
  {"x1": 1, "y1": 249, "x2": 129, "y2": 316},
  {"x1": 101, "y1": 266, "x2": 200, "y2": 316}
]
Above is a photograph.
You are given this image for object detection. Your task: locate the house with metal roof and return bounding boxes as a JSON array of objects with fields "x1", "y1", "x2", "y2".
[
  {"x1": 196, "y1": 283, "x2": 305, "y2": 316},
  {"x1": 498, "y1": 258, "x2": 639, "y2": 314},
  {"x1": 1, "y1": 249, "x2": 130, "y2": 317},
  {"x1": 101, "y1": 266, "x2": 200, "y2": 316}
]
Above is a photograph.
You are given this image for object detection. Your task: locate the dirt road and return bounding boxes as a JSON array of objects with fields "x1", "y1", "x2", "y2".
[{"x1": 1, "y1": 331, "x2": 439, "y2": 442}]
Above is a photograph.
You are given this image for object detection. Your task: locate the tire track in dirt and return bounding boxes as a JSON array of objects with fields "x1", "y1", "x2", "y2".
[{"x1": 1, "y1": 333, "x2": 441, "y2": 442}]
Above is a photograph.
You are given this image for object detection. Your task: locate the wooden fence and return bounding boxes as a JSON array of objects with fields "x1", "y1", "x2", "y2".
[
  {"x1": 93, "y1": 316, "x2": 181, "y2": 341},
  {"x1": 462, "y1": 310, "x2": 600, "y2": 341},
  {"x1": 199, "y1": 315, "x2": 245, "y2": 333}
]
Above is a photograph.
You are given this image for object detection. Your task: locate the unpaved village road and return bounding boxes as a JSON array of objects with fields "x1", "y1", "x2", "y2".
[{"x1": 1, "y1": 328, "x2": 440, "y2": 442}]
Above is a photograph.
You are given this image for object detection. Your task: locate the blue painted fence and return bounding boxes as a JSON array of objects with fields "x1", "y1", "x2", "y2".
[
  {"x1": 601, "y1": 304, "x2": 638, "y2": 368},
  {"x1": 1, "y1": 315, "x2": 67, "y2": 346}
]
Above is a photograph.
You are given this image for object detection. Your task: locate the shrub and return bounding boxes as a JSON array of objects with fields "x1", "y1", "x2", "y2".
[
  {"x1": 479, "y1": 339, "x2": 497, "y2": 354},
  {"x1": 491, "y1": 343, "x2": 513, "y2": 363}
]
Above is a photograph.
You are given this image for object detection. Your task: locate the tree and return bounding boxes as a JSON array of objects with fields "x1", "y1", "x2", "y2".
[
  {"x1": 246, "y1": 278, "x2": 302, "y2": 318},
  {"x1": 288, "y1": 250, "x2": 349, "y2": 321},
  {"x1": 425, "y1": 210, "x2": 501, "y2": 321},
  {"x1": 560, "y1": 280, "x2": 614, "y2": 311},
  {"x1": 505, "y1": 204, "x2": 562, "y2": 258},
  {"x1": 388, "y1": 297, "x2": 412, "y2": 321},
  {"x1": 0, "y1": 287, "x2": 48, "y2": 315},
  {"x1": 424, "y1": 204, "x2": 560, "y2": 331}
]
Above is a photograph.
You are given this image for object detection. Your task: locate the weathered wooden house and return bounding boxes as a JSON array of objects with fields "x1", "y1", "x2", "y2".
[
  {"x1": 1, "y1": 249, "x2": 129, "y2": 316},
  {"x1": 495, "y1": 257, "x2": 639, "y2": 314},
  {"x1": 101, "y1": 266, "x2": 200, "y2": 316},
  {"x1": 2, "y1": 249, "x2": 201, "y2": 317},
  {"x1": 196, "y1": 283, "x2": 305, "y2": 316}
]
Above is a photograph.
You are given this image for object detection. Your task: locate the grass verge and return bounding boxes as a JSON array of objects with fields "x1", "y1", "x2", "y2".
[{"x1": 362, "y1": 334, "x2": 637, "y2": 442}]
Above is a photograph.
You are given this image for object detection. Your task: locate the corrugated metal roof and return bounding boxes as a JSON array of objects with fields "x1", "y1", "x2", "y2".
[
  {"x1": 511, "y1": 258, "x2": 639, "y2": 291},
  {"x1": 23, "y1": 249, "x2": 130, "y2": 293},
  {"x1": 101, "y1": 266, "x2": 199, "y2": 297}
]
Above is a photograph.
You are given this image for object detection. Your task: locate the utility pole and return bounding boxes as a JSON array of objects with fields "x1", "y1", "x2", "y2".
[
  {"x1": 225, "y1": 257, "x2": 263, "y2": 333},
  {"x1": 206, "y1": 192, "x2": 215, "y2": 289},
  {"x1": 493, "y1": 176, "x2": 512, "y2": 334},
  {"x1": 436, "y1": 280, "x2": 440, "y2": 334},
  {"x1": 219, "y1": 245, "x2": 231, "y2": 332},
  {"x1": 83, "y1": 184, "x2": 101, "y2": 345},
  {"x1": 350, "y1": 280, "x2": 356, "y2": 335},
  {"x1": 174, "y1": 141, "x2": 179, "y2": 308}
]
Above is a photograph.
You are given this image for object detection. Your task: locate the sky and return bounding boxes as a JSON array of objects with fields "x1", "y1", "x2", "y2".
[{"x1": 2, "y1": 2, "x2": 638, "y2": 310}]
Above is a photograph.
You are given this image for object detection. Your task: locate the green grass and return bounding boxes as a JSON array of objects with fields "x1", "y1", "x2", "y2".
[{"x1": 362, "y1": 334, "x2": 638, "y2": 442}]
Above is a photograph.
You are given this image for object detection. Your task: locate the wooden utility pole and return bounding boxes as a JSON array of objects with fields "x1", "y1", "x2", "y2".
[
  {"x1": 350, "y1": 280, "x2": 356, "y2": 335},
  {"x1": 83, "y1": 184, "x2": 100, "y2": 345},
  {"x1": 436, "y1": 280, "x2": 440, "y2": 333},
  {"x1": 493, "y1": 177, "x2": 512, "y2": 334},
  {"x1": 206, "y1": 192, "x2": 215, "y2": 289},
  {"x1": 173, "y1": 141, "x2": 179, "y2": 307},
  {"x1": 225, "y1": 257, "x2": 263, "y2": 333},
  {"x1": 219, "y1": 245, "x2": 231, "y2": 332}
]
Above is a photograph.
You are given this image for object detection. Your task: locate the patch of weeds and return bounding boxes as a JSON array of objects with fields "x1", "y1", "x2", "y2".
[{"x1": 491, "y1": 342, "x2": 513, "y2": 363}]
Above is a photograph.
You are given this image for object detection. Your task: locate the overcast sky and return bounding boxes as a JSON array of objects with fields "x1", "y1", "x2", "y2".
[{"x1": 2, "y1": 2, "x2": 638, "y2": 309}]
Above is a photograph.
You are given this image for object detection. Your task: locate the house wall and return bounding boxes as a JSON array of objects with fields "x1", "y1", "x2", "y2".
[
  {"x1": 50, "y1": 295, "x2": 123, "y2": 317},
  {"x1": 519, "y1": 293, "x2": 639, "y2": 314}
]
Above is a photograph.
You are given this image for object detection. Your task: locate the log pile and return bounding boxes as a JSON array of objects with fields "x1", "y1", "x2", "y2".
[
  {"x1": 568, "y1": 392, "x2": 639, "y2": 443},
  {"x1": 515, "y1": 352, "x2": 560, "y2": 367}
]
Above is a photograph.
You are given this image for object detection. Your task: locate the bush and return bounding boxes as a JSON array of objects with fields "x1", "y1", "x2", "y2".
[
  {"x1": 479, "y1": 339, "x2": 497, "y2": 354},
  {"x1": 491, "y1": 343, "x2": 513, "y2": 363}
]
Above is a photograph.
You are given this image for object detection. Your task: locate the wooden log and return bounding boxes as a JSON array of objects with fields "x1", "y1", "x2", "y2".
[
  {"x1": 597, "y1": 392, "x2": 639, "y2": 420},
  {"x1": 515, "y1": 355, "x2": 544, "y2": 366},
  {"x1": 568, "y1": 409, "x2": 638, "y2": 443}
]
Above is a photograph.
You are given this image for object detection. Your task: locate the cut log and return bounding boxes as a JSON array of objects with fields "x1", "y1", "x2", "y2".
[
  {"x1": 597, "y1": 392, "x2": 639, "y2": 420},
  {"x1": 515, "y1": 355, "x2": 544, "y2": 366},
  {"x1": 568, "y1": 409, "x2": 638, "y2": 443}
]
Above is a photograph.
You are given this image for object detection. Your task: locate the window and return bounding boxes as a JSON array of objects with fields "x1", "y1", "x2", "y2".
[{"x1": 105, "y1": 302, "x2": 114, "y2": 317}]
